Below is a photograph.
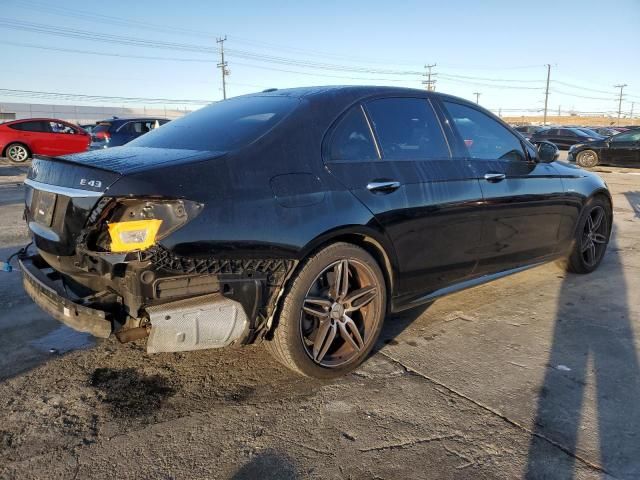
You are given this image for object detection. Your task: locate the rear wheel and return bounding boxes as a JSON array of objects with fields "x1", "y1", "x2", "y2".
[
  {"x1": 5, "y1": 143, "x2": 30, "y2": 163},
  {"x1": 567, "y1": 197, "x2": 611, "y2": 274},
  {"x1": 576, "y1": 149, "x2": 599, "y2": 168},
  {"x1": 267, "y1": 242, "x2": 386, "y2": 378}
]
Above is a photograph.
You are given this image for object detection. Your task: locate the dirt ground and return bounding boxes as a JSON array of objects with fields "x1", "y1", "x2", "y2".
[{"x1": 0, "y1": 157, "x2": 639, "y2": 479}]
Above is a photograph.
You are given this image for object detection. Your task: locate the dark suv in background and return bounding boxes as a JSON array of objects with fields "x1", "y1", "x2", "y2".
[
  {"x1": 530, "y1": 127, "x2": 604, "y2": 149},
  {"x1": 90, "y1": 117, "x2": 170, "y2": 149}
]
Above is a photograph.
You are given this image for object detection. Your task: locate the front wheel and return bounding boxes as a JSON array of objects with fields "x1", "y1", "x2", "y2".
[
  {"x1": 267, "y1": 242, "x2": 386, "y2": 378},
  {"x1": 5, "y1": 143, "x2": 30, "y2": 163},
  {"x1": 576, "y1": 150, "x2": 599, "y2": 168},
  {"x1": 566, "y1": 197, "x2": 611, "y2": 274}
]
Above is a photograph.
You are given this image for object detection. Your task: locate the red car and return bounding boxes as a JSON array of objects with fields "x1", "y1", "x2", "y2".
[{"x1": 0, "y1": 118, "x2": 90, "y2": 163}]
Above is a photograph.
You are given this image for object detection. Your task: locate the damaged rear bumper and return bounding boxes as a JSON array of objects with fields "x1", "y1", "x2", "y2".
[
  {"x1": 19, "y1": 254, "x2": 256, "y2": 352},
  {"x1": 20, "y1": 255, "x2": 113, "y2": 338}
]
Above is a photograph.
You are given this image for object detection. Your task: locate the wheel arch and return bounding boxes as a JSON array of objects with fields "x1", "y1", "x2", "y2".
[
  {"x1": 297, "y1": 225, "x2": 398, "y2": 298},
  {"x1": 265, "y1": 225, "x2": 398, "y2": 339},
  {"x1": 2, "y1": 141, "x2": 31, "y2": 158}
]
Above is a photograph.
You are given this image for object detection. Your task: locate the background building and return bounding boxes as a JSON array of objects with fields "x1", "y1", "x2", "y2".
[{"x1": 0, "y1": 102, "x2": 196, "y2": 124}]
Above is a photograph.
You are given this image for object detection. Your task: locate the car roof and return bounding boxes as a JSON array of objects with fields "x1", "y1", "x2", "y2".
[
  {"x1": 95, "y1": 117, "x2": 169, "y2": 123},
  {"x1": 241, "y1": 85, "x2": 476, "y2": 104},
  {"x1": 4, "y1": 117, "x2": 73, "y2": 124}
]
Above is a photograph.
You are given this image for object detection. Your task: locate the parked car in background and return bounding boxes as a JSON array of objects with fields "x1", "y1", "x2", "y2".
[
  {"x1": 90, "y1": 117, "x2": 170, "y2": 149},
  {"x1": 577, "y1": 128, "x2": 605, "y2": 138},
  {"x1": 20, "y1": 86, "x2": 611, "y2": 378},
  {"x1": 0, "y1": 118, "x2": 90, "y2": 162},
  {"x1": 530, "y1": 127, "x2": 604, "y2": 149},
  {"x1": 593, "y1": 127, "x2": 626, "y2": 137},
  {"x1": 514, "y1": 125, "x2": 544, "y2": 140},
  {"x1": 79, "y1": 123, "x2": 96, "y2": 134},
  {"x1": 569, "y1": 129, "x2": 640, "y2": 167}
]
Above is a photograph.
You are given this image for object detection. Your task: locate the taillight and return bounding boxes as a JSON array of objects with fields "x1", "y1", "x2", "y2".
[
  {"x1": 95, "y1": 131, "x2": 110, "y2": 142},
  {"x1": 86, "y1": 198, "x2": 204, "y2": 252}
]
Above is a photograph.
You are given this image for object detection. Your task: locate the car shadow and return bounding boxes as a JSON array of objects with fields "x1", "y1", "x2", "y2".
[
  {"x1": 0, "y1": 245, "x2": 95, "y2": 382},
  {"x1": 525, "y1": 231, "x2": 640, "y2": 478},
  {"x1": 623, "y1": 191, "x2": 640, "y2": 218},
  {"x1": 372, "y1": 303, "x2": 431, "y2": 354},
  {"x1": 231, "y1": 451, "x2": 298, "y2": 480}
]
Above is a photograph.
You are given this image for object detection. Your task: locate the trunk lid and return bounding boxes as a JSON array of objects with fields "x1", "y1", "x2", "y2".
[{"x1": 25, "y1": 147, "x2": 223, "y2": 256}]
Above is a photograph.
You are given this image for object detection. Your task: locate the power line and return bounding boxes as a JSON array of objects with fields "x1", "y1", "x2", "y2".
[
  {"x1": 0, "y1": 18, "x2": 424, "y2": 76},
  {"x1": 438, "y1": 76, "x2": 542, "y2": 90},
  {"x1": 550, "y1": 89, "x2": 613, "y2": 101},
  {"x1": 440, "y1": 72, "x2": 542, "y2": 83},
  {"x1": 10, "y1": 0, "x2": 424, "y2": 67},
  {"x1": 0, "y1": 40, "x2": 420, "y2": 84},
  {"x1": 0, "y1": 88, "x2": 211, "y2": 105}
]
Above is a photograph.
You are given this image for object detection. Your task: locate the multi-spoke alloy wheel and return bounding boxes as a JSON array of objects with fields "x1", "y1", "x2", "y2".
[
  {"x1": 567, "y1": 197, "x2": 611, "y2": 274},
  {"x1": 580, "y1": 205, "x2": 608, "y2": 267},
  {"x1": 267, "y1": 242, "x2": 386, "y2": 378},
  {"x1": 6, "y1": 143, "x2": 30, "y2": 163},
  {"x1": 300, "y1": 259, "x2": 380, "y2": 367}
]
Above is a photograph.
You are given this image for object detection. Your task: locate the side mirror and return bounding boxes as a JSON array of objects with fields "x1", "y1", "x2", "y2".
[{"x1": 533, "y1": 141, "x2": 558, "y2": 163}]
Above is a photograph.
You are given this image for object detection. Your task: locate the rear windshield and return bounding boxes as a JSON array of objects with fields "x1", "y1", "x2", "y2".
[
  {"x1": 128, "y1": 96, "x2": 299, "y2": 151},
  {"x1": 92, "y1": 122, "x2": 112, "y2": 134}
]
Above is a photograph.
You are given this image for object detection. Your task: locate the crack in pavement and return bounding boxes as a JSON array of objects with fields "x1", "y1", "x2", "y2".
[
  {"x1": 379, "y1": 350, "x2": 618, "y2": 479},
  {"x1": 358, "y1": 433, "x2": 458, "y2": 453},
  {"x1": 442, "y1": 444, "x2": 474, "y2": 470},
  {"x1": 266, "y1": 432, "x2": 334, "y2": 456}
]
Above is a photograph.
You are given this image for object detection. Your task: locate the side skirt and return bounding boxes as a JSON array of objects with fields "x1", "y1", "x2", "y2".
[{"x1": 390, "y1": 258, "x2": 558, "y2": 313}]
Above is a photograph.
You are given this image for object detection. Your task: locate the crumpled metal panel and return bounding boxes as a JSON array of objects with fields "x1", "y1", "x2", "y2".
[{"x1": 146, "y1": 293, "x2": 248, "y2": 353}]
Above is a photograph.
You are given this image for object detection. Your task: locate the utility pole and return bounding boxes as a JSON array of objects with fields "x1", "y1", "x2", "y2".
[
  {"x1": 558, "y1": 105, "x2": 561, "y2": 116},
  {"x1": 217, "y1": 36, "x2": 229, "y2": 100},
  {"x1": 473, "y1": 92, "x2": 481, "y2": 104},
  {"x1": 422, "y1": 64, "x2": 437, "y2": 91},
  {"x1": 543, "y1": 64, "x2": 551, "y2": 125},
  {"x1": 631, "y1": 102, "x2": 635, "y2": 125},
  {"x1": 614, "y1": 84, "x2": 627, "y2": 126}
]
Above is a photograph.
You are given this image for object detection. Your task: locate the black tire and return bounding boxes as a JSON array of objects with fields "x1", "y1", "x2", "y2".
[
  {"x1": 267, "y1": 242, "x2": 386, "y2": 378},
  {"x1": 576, "y1": 149, "x2": 599, "y2": 168},
  {"x1": 566, "y1": 196, "x2": 611, "y2": 274},
  {"x1": 4, "y1": 143, "x2": 30, "y2": 163}
]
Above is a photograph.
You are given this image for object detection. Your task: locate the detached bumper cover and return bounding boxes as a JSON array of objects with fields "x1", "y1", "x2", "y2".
[{"x1": 19, "y1": 256, "x2": 112, "y2": 338}]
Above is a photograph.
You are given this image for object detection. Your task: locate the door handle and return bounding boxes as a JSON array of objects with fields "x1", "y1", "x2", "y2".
[
  {"x1": 484, "y1": 172, "x2": 506, "y2": 182},
  {"x1": 366, "y1": 180, "x2": 401, "y2": 194}
]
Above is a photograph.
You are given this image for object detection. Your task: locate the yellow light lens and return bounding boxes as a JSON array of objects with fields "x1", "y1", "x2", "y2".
[{"x1": 107, "y1": 219, "x2": 162, "y2": 252}]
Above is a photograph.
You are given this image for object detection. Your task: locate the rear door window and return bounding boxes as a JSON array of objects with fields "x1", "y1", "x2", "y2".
[
  {"x1": 327, "y1": 106, "x2": 379, "y2": 162},
  {"x1": 365, "y1": 97, "x2": 450, "y2": 160},
  {"x1": 9, "y1": 121, "x2": 49, "y2": 132},
  {"x1": 558, "y1": 129, "x2": 576, "y2": 137},
  {"x1": 129, "y1": 96, "x2": 299, "y2": 151}
]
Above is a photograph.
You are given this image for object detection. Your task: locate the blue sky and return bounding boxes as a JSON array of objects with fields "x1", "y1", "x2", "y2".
[{"x1": 1, "y1": 0, "x2": 639, "y2": 116}]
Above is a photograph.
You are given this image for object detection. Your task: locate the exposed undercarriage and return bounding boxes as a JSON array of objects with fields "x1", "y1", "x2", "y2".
[{"x1": 22, "y1": 244, "x2": 296, "y2": 352}]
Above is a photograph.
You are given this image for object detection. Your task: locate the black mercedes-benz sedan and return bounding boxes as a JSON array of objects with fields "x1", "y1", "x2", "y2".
[
  {"x1": 19, "y1": 86, "x2": 612, "y2": 378},
  {"x1": 568, "y1": 129, "x2": 640, "y2": 167},
  {"x1": 530, "y1": 127, "x2": 605, "y2": 149}
]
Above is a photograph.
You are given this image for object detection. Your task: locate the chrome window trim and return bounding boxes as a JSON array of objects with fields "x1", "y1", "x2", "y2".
[{"x1": 24, "y1": 178, "x2": 104, "y2": 198}]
